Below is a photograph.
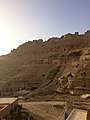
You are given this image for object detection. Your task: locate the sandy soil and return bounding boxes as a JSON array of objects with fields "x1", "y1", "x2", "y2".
[{"x1": 20, "y1": 101, "x2": 65, "y2": 120}]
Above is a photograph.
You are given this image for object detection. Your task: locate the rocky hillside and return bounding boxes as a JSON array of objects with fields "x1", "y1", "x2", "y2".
[{"x1": 0, "y1": 30, "x2": 90, "y2": 99}]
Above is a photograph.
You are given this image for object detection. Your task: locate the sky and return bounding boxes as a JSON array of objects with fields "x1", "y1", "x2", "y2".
[{"x1": 0, "y1": 0, "x2": 90, "y2": 55}]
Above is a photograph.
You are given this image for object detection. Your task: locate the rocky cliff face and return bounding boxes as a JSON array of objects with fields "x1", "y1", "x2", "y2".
[{"x1": 0, "y1": 30, "x2": 90, "y2": 98}]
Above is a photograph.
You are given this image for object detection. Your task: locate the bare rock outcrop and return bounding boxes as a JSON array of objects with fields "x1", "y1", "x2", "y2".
[{"x1": 0, "y1": 30, "x2": 90, "y2": 99}]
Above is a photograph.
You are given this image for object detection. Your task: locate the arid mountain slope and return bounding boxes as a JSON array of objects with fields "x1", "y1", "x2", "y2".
[{"x1": 0, "y1": 30, "x2": 90, "y2": 98}]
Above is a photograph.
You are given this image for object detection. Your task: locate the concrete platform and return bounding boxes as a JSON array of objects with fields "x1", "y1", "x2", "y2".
[
  {"x1": 0, "y1": 98, "x2": 18, "y2": 119},
  {"x1": 0, "y1": 98, "x2": 18, "y2": 105},
  {"x1": 67, "y1": 109, "x2": 88, "y2": 120}
]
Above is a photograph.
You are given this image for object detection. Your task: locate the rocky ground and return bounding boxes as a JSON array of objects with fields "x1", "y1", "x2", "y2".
[
  {"x1": 21, "y1": 101, "x2": 64, "y2": 120},
  {"x1": 19, "y1": 99, "x2": 90, "y2": 120}
]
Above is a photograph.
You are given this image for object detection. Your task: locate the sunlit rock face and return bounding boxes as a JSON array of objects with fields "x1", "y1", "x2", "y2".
[{"x1": 0, "y1": 30, "x2": 90, "y2": 97}]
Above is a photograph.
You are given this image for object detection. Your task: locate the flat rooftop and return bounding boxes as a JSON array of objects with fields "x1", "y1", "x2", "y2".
[
  {"x1": 0, "y1": 98, "x2": 18, "y2": 105},
  {"x1": 67, "y1": 109, "x2": 87, "y2": 120},
  {"x1": 0, "y1": 98, "x2": 18, "y2": 119}
]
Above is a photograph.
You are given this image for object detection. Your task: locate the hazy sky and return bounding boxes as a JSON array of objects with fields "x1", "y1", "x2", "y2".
[{"x1": 0, "y1": 0, "x2": 90, "y2": 55}]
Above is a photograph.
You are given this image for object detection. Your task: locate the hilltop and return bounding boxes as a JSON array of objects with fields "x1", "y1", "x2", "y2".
[{"x1": 0, "y1": 30, "x2": 90, "y2": 101}]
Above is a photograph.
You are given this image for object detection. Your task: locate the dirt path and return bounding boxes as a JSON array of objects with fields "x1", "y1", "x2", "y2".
[{"x1": 20, "y1": 101, "x2": 64, "y2": 120}]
